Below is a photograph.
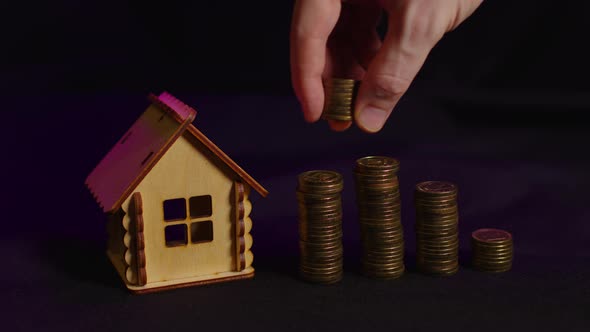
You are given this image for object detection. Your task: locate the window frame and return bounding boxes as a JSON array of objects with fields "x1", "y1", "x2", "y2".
[{"x1": 162, "y1": 195, "x2": 214, "y2": 247}]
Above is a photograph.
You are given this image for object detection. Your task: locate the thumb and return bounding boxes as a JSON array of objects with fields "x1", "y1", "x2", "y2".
[{"x1": 354, "y1": 14, "x2": 441, "y2": 133}]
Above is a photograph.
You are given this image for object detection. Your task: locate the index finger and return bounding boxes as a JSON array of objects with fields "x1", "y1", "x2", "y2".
[{"x1": 290, "y1": 0, "x2": 341, "y2": 122}]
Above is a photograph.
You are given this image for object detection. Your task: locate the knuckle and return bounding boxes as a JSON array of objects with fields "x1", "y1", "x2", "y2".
[
  {"x1": 371, "y1": 74, "x2": 411, "y2": 99},
  {"x1": 400, "y1": 3, "x2": 447, "y2": 43},
  {"x1": 407, "y1": 15, "x2": 445, "y2": 44}
]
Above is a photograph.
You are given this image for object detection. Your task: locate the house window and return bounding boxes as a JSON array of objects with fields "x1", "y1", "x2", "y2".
[
  {"x1": 189, "y1": 195, "x2": 212, "y2": 218},
  {"x1": 165, "y1": 224, "x2": 187, "y2": 247},
  {"x1": 162, "y1": 196, "x2": 214, "y2": 247},
  {"x1": 163, "y1": 198, "x2": 187, "y2": 221},
  {"x1": 191, "y1": 220, "x2": 213, "y2": 243}
]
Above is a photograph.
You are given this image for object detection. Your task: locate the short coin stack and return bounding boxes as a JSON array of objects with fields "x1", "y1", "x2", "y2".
[
  {"x1": 471, "y1": 228, "x2": 513, "y2": 272},
  {"x1": 321, "y1": 78, "x2": 358, "y2": 122},
  {"x1": 414, "y1": 181, "x2": 459, "y2": 276},
  {"x1": 354, "y1": 156, "x2": 405, "y2": 279},
  {"x1": 297, "y1": 170, "x2": 344, "y2": 284}
]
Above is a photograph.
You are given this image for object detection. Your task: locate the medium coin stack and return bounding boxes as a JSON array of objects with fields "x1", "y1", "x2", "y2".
[
  {"x1": 354, "y1": 156, "x2": 405, "y2": 279},
  {"x1": 321, "y1": 78, "x2": 358, "y2": 122},
  {"x1": 297, "y1": 170, "x2": 344, "y2": 284},
  {"x1": 414, "y1": 181, "x2": 459, "y2": 276},
  {"x1": 471, "y1": 228, "x2": 513, "y2": 273}
]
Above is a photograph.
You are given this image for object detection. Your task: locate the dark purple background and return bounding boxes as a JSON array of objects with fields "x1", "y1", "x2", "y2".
[
  {"x1": 3, "y1": 0, "x2": 590, "y2": 95},
  {"x1": 3, "y1": 0, "x2": 590, "y2": 331}
]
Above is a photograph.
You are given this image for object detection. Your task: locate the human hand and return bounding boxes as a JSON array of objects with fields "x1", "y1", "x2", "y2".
[{"x1": 290, "y1": 0, "x2": 483, "y2": 133}]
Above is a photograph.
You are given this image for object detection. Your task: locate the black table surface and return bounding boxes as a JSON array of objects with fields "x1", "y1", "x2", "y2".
[{"x1": 3, "y1": 92, "x2": 589, "y2": 331}]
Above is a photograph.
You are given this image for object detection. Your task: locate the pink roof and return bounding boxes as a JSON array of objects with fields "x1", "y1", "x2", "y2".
[{"x1": 86, "y1": 92, "x2": 268, "y2": 213}]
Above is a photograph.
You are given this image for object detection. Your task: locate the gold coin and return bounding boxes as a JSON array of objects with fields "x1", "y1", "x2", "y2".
[
  {"x1": 416, "y1": 212, "x2": 459, "y2": 220},
  {"x1": 324, "y1": 77, "x2": 356, "y2": 81},
  {"x1": 472, "y1": 242, "x2": 513, "y2": 250},
  {"x1": 414, "y1": 194, "x2": 458, "y2": 202},
  {"x1": 415, "y1": 181, "x2": 457, "y2": 195},
  {"x1": 471, "y1": 228, "x2": 512, "y2": 243},
  {"x1": 298, "y1": 170, "x2": 343, "y2": 185},
  {"x1": 296, "y1": 191, "x2": 341, "y2": 201},
  {"x1": 363, "y1": 243, "x2": 405, "y2": 251},
  {"x1": 472, "y1": 264, "x2": 513, "y2": 272},
  {"x1": 416, "y1": 225, "x2": 458, "y2": 232},
  {"x1": 472, "y1": 247, "x2": 513, "y2": 255},
  {"x1": 417, "y1": 246, "x2": 458, "y2": 254},
  {"x1": 322, "y1": 115, "x2": 352, "y2": 121},
  {"x1": 356, "y1": 156, "x2": 400, "y2": 171}
]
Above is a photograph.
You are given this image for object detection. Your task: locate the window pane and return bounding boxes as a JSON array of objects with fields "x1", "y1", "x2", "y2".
[
  {"x1": 165, "y1": 224, "x2": 187, "y2": 247},
  {"x1": 191, "y1": 221, "x2": 213, "y2": 243},
  {"x1": 189, "y1": 195, "x2": 212, "y2": 218},
  {"x1": 163, "y1": 198, "x2": 186, "y2": 221}
]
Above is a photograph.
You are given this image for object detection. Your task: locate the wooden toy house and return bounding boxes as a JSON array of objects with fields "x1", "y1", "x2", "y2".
[{"x1": 86, "y1": 92, "x2": 268, "y2": 294}]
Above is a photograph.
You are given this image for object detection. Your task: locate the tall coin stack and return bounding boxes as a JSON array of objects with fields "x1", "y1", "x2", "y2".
[
  {"x1": 414, "y1": 181, "x2": 459, "y2": 276},
  {"x1": 297, "y1": 170, "x2": 344, "y2": 284},
  {"x1": 321, "y1": 78, "x2": 358, "y2": 122},
  {"x1": 471, "y1": 228, "x2": 513, "y2": 273},
  {"x1": 354, "y1": 156, "x2": 405, "y2": 279}
]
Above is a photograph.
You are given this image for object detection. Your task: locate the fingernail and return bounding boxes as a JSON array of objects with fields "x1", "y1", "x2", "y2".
[{"x1": 358, "y1": 106, "x2": 387, "y2": 132}]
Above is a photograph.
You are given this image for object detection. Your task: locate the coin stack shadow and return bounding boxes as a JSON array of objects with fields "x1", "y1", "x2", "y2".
[
  {"x1": 297, "y1": 170, "x2": 344, "y2": 284},
  {"x1": 321, "y1": 78, "x2": 359, "y2": 122},
  {"x1": 354, "y1": 156, "x2": 405, "y2": 279},
  {"x1": 471, "y1": 228, "x2": 513, "y2": 272},
  {"x1": 414, "y1": 181, "x2": 459, "y2": 276}
]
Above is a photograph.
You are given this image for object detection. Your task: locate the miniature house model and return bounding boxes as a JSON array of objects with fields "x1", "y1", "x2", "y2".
[{"x1": 86, "y1": 92, "x2": 268, "y2": 294}]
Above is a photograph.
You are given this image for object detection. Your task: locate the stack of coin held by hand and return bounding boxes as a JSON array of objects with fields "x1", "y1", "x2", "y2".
[
  {"x1": 354, "y1": 156, "x2": 405, "y2": 279},
  {"x1": 297, "y1": 170, "x2": 344, "y2": 284},
  {"x1": 321, "y1": 78, "x2": 359, "y2": 122},
  {"x1": 471, "y1": 228, "x2": 513, "y2": 273},
  {"x1": 414, "y1": 181, "x2": 459, "y2": 276}
]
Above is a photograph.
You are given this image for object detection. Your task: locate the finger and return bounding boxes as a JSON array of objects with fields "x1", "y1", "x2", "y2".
[
  {"x1": 325, "y1": 3, "x2": 382, "y2": 78},
  {"x1": 349, "y1": 6, "x2": 383, "y2": 72},
  {"x1": 448, "y1": 0, "x2": 484, "y2": 31},
  {"x1": 290, "y1": 0, "x2": 341, "y2": 122},
  {"x1": 324, "y1": 3, "x2": 382, "y2": 132},
  {"x1": 354, "y1": 11, "x2": 442, "y2": 133}
]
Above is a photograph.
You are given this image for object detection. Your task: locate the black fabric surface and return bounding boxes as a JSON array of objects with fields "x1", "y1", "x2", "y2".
[{"x1": 3, "y1": 93, "x2": 589, "y2": 331}]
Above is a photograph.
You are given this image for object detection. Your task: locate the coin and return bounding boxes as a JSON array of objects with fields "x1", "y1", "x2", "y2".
[
  {"x1": 297, "y1": 170, "x2": 345, "y2": 284},
  {"x1": 415, "y1": 181, "x2": 458, "y2": 196},
  {"x1": 298, "y1": 170, "x2": 343, "y2": 190},
  {"x1": 321, "y1": 78, "x2": 359, "y2": 122},
  {"x1": 356, "y1": 156, "x2": 400, "y2": 171},
  {"x1": 354, "y1": 156, "x2": 405, "y2": 279},
  {"x1": 472, "y1": 228, "x2": 512, "y2": 242},
  {"x1": 471, "y1": 228, "x2": 513, "y2": 273},
  {"x1": 418, "y1": 264, "x2": 459, "y2": 276},
  {"x1": 414, "y1": 180, "x2": 460, "y2": 276}
]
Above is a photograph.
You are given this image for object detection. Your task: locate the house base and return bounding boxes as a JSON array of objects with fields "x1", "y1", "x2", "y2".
[
  {"x1": 107, "y1": 251, "x2": 255, "y2": 294},
  {"x1": 128, "y1": 268, "x2": 255, "y2": 294}
]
